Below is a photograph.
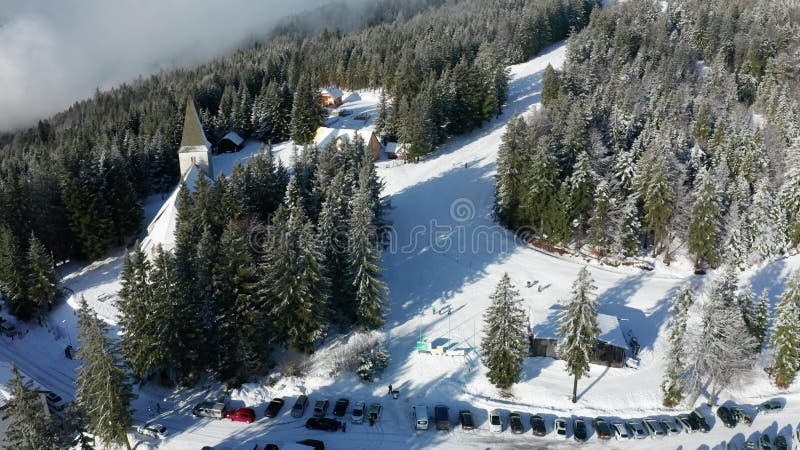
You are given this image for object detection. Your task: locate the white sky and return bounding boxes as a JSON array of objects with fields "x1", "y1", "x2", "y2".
[{"x1": 0, "y1": 0, "x2": 341, "y2": 132}]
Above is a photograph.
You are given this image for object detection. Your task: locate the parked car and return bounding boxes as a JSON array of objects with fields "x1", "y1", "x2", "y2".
[
  {"x1": 732, "y1": 406, "x2": 753, "y2": 425},
  {"x1": 611, "y1": 422, "x2": 630, "y2": 440},
  {"x1": 489, "y1": 409, "x2": 502, "y2": 433},
  {"x1": 434, "y1": 405, "x2": 450, "y2": 431},
  {"x1": 743, "y1": 440, "x2": 758, "y2": 450},
  {"x1": 759, "y1": 399, "x2": 784, "y2": 414},
  {"x1": 594, "y1": 417, "x2": 612, "y2": 440},
  {"x1": 305, "y1": 417, "x2": 340, "y2": 432},
  {"x1": 332, "y1": 398, "x2": 349, "y2": 417},
  {"x1": 227, "y1": 407, "x2": 256, "y2": 423},
  {"x1": 660, "y1": 417, "x2": 682, "y2": 435},
  {"x1": 627, "y1": 419, "x2": 648, "y2": 439},
  {"x1": 794, "y1": 427, "x2": 800, "y2": 448},
  {"x1": 44, "y1": 391, "x2": 66, "y2": 411},
  {"x1": 676, "y1": 414, "x2": 695, "y2": 433},
  {"x1": 0, "y1": 321, "x2": 16, "y2": 337},
  {"x1": 193, "y1": 401, "x2": 227, "y2": 419},
  {"x1": 351, "y1": 400, "x2": 365, "y2": 424},
  {"x1": 760, "y1": 434, "x2": 774, "y2": 450},
  {"x1": 313, "y1": 399, "x2": 329, "y2": 418},
  {"x1": 135, "y1": 422, "x2": 167, "y2": 439},
  {"x1": 368, "y1": 403, "x2": 382, "y2": 422},
  {"x1": 530, "y1": 414, "x2": 547, "y2": 436},
  {"x1": 458, "y1": 409, "x2": 475, "y2": 430},
  {"x1": 292, "y1": 395, "x2": 309, "y2": 418},
  {"x1": 555, "y1": 417, "x2": 568, "y2": 439},
  {"x1": 574, "y1": 418, "x2": 588, "y2": 442},
  {"x1": 717, "y1": 406, "x2": 737, "y2": 428},
  {"x1": 264, "y1": 398, "x2": 284, "y2": 418},
  {"x1": 297, "y1": 438, "x2": 326, "y2": 449},
  {"x1": 690, "y1": 409, "x2": 711, "y2": 432},
  {"x1": 413, "y1": 405, "x2": 429, "y2": 430},
  {"x1": 509, "y1": 412, "x2": 524, "y2": 434},
  {"x1": 644, "y1": 417, "x2": 666, "y2": 437},
  {"x1": 775, "y1": 435, "x2": 788, "y2": 450}
]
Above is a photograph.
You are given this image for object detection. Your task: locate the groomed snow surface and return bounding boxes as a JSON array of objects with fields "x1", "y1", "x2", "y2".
[{"x1": 2, "y1": 41, "x2": 799, "y2": 450}]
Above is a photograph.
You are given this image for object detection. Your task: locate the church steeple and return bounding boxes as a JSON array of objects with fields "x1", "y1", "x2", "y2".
[{"x1": 178, "y1": 96, "x2": 213, "y2": 179}]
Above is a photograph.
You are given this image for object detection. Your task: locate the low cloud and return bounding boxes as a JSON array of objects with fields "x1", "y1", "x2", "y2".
[{"x1": 0, "y1": 0, "x2": 343, "y2": 132}]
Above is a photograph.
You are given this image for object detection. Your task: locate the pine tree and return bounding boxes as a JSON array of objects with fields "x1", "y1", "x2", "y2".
[
  {"x1": 779, "y1": 138, "x2": 800, "y2": 246},
  {"x1": 5, "y1": 365, "x2": 60, "y2": 449},
  {"x1": 770, "y1": 270, "x2": 800, "y2": 387},
  {"x1": 587, "y1": 180, "x2": 611, "y2": 253},
  {"x1": 661, "y1": 284, "x2": 694, "y2": 407},
  {"x1": 318, "y1": 172, "x2": 354, "y2": 321},
  {"x1": 568, "y1": 151, "x2": 595, "y2": 245},
  {"x1": 557, "y1": 267, "x2": 600, "y2": 403},
  {"x1": 76, "y1": 298, "x2": 135, "y2": 450},
  {"x1": 349, "y1": 167, "x2": 388, "y2": 330},
  {"x1": 753, "y1": 289, "x2": 770, "y2": 349},
  {"x1": 750, "y1": 179, "x2": 786, "y2": 263},
  {"x1": 635, "y1": 147, "x2": 674, "y2": 256},
  {"x1": 611, "y1": 194, "x2": 640, "y2": 258},
  {"x1": 480, "y1": 273, "x2": 529, "y2": 389},
  {"x1": 375, "y1": 90, "x2": 391, "y2": 136},
  {"x1": 687, "y1": 270, "x2": 756, "y2": 405},
  {"x1": 688, "y1": 168, "x2": 719, "y2": 270},
  {"x1": 495, "y1": 116, "x2": 529, "y2": 229},
  {"x1": 291, "y1": 78, "x2": 327, "y2": 145},
  {"x1": 117, "y1": 244, "x2": 160, "y2": 381},
  {"x1": 25, "y1": 232, "x2": 57, "y2": 316},
  {"x1": 540, "y1": 64, "x2": 560, "y2": 107}
]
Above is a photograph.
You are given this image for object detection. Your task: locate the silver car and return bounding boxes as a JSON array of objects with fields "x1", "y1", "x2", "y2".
[
  {"x1": 758, "y1": 399, "x2": 783, "y2": 414},
  {"x1": 136, "y1": 423, "x2": 167, "y2": 439},
  {"x1": 611, "y1": 422, "x2": 630, "y2": 440},
  {"x1": 644, "y1": 418, "x2": 666, "y2": 437}
]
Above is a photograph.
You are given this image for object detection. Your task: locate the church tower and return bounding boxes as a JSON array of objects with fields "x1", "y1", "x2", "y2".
[{"x1": 178, "y1": 97, "x2": 214, "y2": 179}]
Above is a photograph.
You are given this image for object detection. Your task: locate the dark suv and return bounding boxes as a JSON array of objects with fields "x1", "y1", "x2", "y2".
[
  {"x1": 716, "y1": 406, "x2": 737, "y2": 428},
  {"x1": 434, "y1": 405, "x2": 450, "y2": 431}
]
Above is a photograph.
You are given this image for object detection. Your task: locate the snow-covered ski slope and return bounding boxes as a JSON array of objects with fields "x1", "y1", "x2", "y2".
[{"x1": 4, "y1": 41, "x2": 800, "y2": 450}]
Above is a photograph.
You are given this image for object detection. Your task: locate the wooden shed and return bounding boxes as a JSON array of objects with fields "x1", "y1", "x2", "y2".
[
  {"x1": 215, "y1": 131, "x2": 244, "y2": 153},
  {"x1": 321, "y1": 87, "x2": 344, "y2": 107},
  {"x1": 530, "y1": 309, "x2": 629, "y2": 368}
]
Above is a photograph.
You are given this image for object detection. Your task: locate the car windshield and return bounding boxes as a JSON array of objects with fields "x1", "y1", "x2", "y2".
[
  {"x1": 353, "y1": 409, "x2": 363, "y2": 416},
  {"x1": 491, "y1": 415, "x2": 500, "y2": 425}
]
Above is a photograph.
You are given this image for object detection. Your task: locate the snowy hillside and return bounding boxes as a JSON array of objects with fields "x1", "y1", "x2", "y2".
[{"x1": 2, "y1": 40, "x2": 799, "y2": 450}]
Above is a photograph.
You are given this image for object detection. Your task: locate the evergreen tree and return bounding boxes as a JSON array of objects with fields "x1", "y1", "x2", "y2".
[
  {"x1": 291, "y1": 78, "x2": 327, "y2": 145},
  {"x1": 779, "y1": 138, "x2": 800, "y2": 246},
  {"x1": 76, "y1": 298, "x2": 135, "y2": 450},
  {"x1": 688, "y1": 168, "x2": 719, "y2": 270},
  {"x1": 568, "y1": 151, "x2": 595, "y2": 245},
  {"x1": 687, "y1": 270, "x2": 756, "y2": 405},
  {"x1": 117, "y1": 244, "x2": 160, "y2": 381},
  {"x1": 480, "y1": 273, "x2": 529, "y2": 389},
  {"x1": 495, "y1": 116, "x2": 530, "y2": 229},
  {"x1": 661, "y1": 284, "x2": 694, "y2": 407},
  {"x1": 770, "y1": 270, "x2": 800, "y2": 387},
  {"x1": 749, "y1": 179, "x2": 786, "y2": 263},
  {"x1": 318, "y1": 172, "x2": 354, "y2": 322},
  {"x1": 25, "y1": 232, "x2": 57, "y2": 316},
  {"x1": 349, "y1": 167, "x2": 388, "y2": 330},
  {"x1": 215, "y1": 219, "x2": 265, "y2": 379},
  {"x1": 587, "y1": 180, "x2": 611, "y2": 253},
  {"x1": 557, "y1": 266, "x2": 600, "y2": 403},
  {"x1": 540, "y1": 64, "x2": 561, "y2": 108},
  {"x1": 752, "y1": 289, "x2": 770, "y2": 350},
  {"x1": 375, "y1": 90, "x2": 391, "y2": 136},
  {"x1": 611, "y1": 194, "x2": 640, "y2": 258},
  {"x1": 635, "y1": 146, "x2": 674, "y2": 257},
  {"x1": 5, "y1": 365, "x2": 60, "y2": 450}
]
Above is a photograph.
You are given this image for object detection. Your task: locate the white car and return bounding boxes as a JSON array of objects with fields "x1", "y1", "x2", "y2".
[
  {"x1": 489, "y1": 409, "x2": 502, "y2": 433},
  {"x1": 351, "y1": 400, "x2": 365, "y2": 424},
  {"x1": 554, "y1": 417, "x2": 568, "y2": 439},
  {"x1": 44, "y1": 391, "x2": 66, "y2": 411},
  {"x1": 136, "y1": 423, "x2": 167, "y2": 439},
  {"x1": 611, "y1": 422, "x2": 630, "y2": 440}
]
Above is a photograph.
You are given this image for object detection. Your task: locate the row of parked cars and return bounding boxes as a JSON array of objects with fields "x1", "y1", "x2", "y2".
[
  {"x1": 191, "y1": 395, "x2": 383, "y2": 431},
  {"x1": 408, "y1": 401, "x2": 714, "y2": 440}
]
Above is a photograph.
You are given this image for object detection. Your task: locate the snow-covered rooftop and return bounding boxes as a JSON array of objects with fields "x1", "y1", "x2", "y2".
[
  {"x1": 220, "y1": 131, "x2": 244, "y2": 146},
  {"x1": 314, "y1": 126, "x2": 376, "y2": 149},
  {"x1": 321, "y1": 87, "x2": 343, "y2": 99},
  {"x1": 532, "y1": 307, "x2": 629, "y2": 349},
  {"x1": 141, "y1": 165, "x2": 209, "y2": 258}
]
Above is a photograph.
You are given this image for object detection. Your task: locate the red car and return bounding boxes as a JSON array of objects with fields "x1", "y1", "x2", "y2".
[{"x1": 227, "y1": 407, "x2": 256, "y2": 423}]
